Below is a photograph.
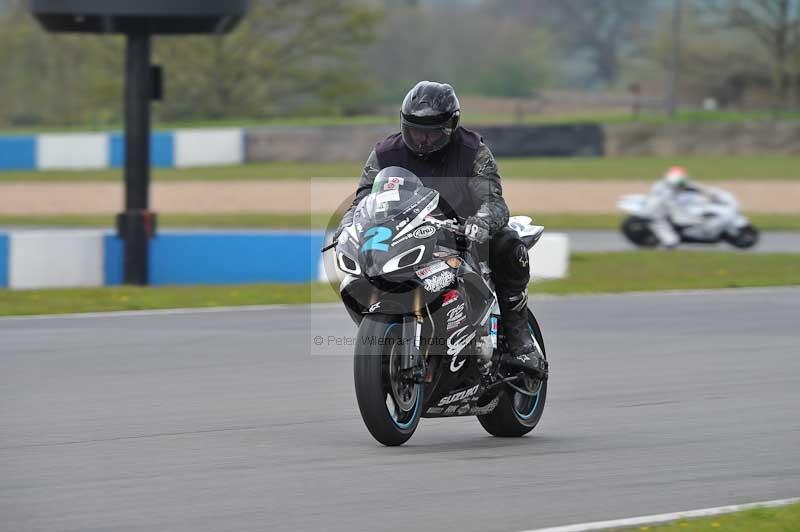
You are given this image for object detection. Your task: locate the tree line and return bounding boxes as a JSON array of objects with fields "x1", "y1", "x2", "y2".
[{"x1": 0, "y1": 0, "x2": 798, "y2": 128}]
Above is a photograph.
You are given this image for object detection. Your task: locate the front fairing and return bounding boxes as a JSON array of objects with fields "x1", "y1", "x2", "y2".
[{"x1": 339, "y1": 186, "x2": 442, "y2": 281}]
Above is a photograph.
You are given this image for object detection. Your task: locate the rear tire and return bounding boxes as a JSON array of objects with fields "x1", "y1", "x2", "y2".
[
  {"x1": 621, "y1": 216, "x2": 659, "y2": 248},
  {"x1": 725, "y1": 225, "x2": 759, "y2": 249},
  {"x1": 478, "y1": 310, "x2": 548, "y2": 438},
  {"x1": 354, "y1": 316, "x2": 422, "y2": 446}
]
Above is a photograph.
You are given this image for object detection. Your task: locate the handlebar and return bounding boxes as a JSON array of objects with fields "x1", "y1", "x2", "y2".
[{"x1": 423, "y1": 217, "x2": 469, "y2": 238}]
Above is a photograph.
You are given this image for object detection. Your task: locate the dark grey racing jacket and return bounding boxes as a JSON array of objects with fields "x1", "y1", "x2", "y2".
[{"x1": 337, "y1": 142, "x2": 510, "y2": 236}]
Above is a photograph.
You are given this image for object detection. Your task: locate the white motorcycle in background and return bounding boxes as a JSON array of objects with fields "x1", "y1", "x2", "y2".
[{"x1": 617, "y1": 187, "x2": 759, "y2": 249}]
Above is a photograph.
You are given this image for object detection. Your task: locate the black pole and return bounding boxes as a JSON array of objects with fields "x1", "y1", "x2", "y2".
[{"x1": 118, "y1": 32, "x2": 157, "y2": 285}]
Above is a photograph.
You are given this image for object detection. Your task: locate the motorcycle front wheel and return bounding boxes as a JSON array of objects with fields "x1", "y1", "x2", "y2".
[
  {"x1": 353, "y1": 316, "x2": 422, "y2": 446},
  {"x1": 478, "y1": 310, "x2": 548, "y2": 438},
  {"x1": 725, "y1": 224, "x2": 759, "y2": 249},
  {"x1": 621, "y1": 216, "x2": 659, "y2": 248}
]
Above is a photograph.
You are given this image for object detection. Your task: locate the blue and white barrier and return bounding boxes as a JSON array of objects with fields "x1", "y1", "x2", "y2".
[
  {"x1": 103, "y1": 231, "x2": 324, "y2": 286},
  {"x1": 0, "y1": 230, "x2": 323, "y2": 289},
  {"x1": 318, "y1": 233, "x2": 570, "y2": 284},
  {"x1": 0, "y1": 230, "x2": 568, "y2": 290},
  {"x1": 174, "y1": 129, "x2": 245, "y2": 168},
  {"x1": 8, "y1": 231, "x2": 105, "y2": 289},
  {"x1": 109, "y1": 131, "x2": 175, "y2": 168},
  {"x1": 0, "y1": 136, "x2": 37, "y2": 170},
  {"x1": 38, "y1": 133, "x2": 109, "y2": 170},
  {"x1": 0, "y1": 129, "x2": 245, "y2": 171},
  {"x1": 529, "y1": 233, "x2": 570, "y2": 280}
]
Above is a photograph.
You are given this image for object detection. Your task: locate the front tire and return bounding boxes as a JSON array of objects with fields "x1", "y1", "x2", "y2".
[
  {"x1": 354, "y1": 317, "x2": 422, "y2": 446},
  {"x1": 621, "y1": 216, "x2": 659, "y2": 248},
  {"x1": 725, "y1": 225, "x2": 759, "y2": 249},
  {"x1": 478, "y1": 310, "x2": 548, "y2": 437}
]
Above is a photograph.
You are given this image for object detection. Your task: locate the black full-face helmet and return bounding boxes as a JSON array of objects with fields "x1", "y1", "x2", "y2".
[{"x1": 401, "y1": 81, "x2": 461, "y2": 157}]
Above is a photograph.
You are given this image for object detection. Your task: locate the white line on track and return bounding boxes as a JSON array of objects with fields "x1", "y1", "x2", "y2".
[
  {"x1": 1, "y1": 286, "x2": 797, "y2": 322},
  {"x1": 522, "y1": 497, "x2": 800, "y2": 532}
]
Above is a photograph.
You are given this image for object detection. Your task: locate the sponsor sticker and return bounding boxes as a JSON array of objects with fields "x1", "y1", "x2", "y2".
[
  {"x1": 446, "y1": 302, "x2": 466, "y2": 330},
  {"x1": 413, "y1": 225, "x2": 436, "y2": 239},
  {"x1": 437, "y1": 384, "x2": 480, "y2": 406},
  {"x1": 447, "y1": 317, "x2": 466, "y2": 331},
  {"x1": 423, "y1": 270, "x2": 455, "y2": 292},
  {"x1": 447, "y1": 325, "x2": 476, "y2": 358},
  {"x1": 391, "y1": 233, "x2": 414, "y2": 247},
  {"x1": 376, "y1": 190, "x2": 400, "y2": 203},
  {"x1": 382, "y1": 177, "x2": 405, "y2": 191},
  {"x1": 415, "y1": 261, "x2": 448, "y2": 279},
  {"x1": 442, "y1": 289, "x2": 459, "y2": 306}
]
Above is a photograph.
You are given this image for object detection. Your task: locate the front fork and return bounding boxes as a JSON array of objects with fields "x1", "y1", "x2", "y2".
[{"x1": 399, "y1": 315, "x2": 426, "y2": 383}]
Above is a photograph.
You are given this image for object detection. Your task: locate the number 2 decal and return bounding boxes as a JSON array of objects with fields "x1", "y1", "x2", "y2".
[{"x1": 361, "y1": 226, "x2": 392, "y2": 252}]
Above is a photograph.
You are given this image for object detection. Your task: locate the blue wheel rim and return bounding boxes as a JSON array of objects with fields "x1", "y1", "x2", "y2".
[
  {"x1": 513, "y1": 323, "x2": 543, "y2": 419},
  {"x1": 384, "y1": 323, "x2": 420, "y2": 430}
]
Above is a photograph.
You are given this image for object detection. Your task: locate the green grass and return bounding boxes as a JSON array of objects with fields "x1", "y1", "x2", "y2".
[
  {"x1": 2, "y1": 212, "x2": 799, "y2": 231},
  {"x1": 644, "y1": 501, "x2": 800, "y2": 531},
  {"x1": 1, "y1": 155, "x2": 797, "y2": 182},
  {"x1": 0, "y1": 283, "x2": 338, "y2": 316},
  {"x1": 534, "y1": 251, "x2": 800, "y2": 295},
  {"x1": 1, "y1": 252, "x2": 798, "y2": 316},
  {"x1": 3, "y1": 109, "x2": 800, "y2": 134}
]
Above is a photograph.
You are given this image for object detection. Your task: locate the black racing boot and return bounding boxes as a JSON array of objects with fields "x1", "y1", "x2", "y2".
[{"x1": 499, "y1": 289, "x2": 548, "y2": 380}]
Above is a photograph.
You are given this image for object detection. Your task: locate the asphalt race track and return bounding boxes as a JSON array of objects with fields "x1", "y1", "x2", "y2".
[
  {"x1": 567, "y1": 230, "x2": 800, "y2": 253},
  {"x1": 1, "y1": 288, "x2": 799, "y2": 532}
]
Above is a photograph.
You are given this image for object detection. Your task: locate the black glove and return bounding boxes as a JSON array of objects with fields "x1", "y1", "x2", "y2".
[{"x1": 464, "y1": 215, "x2": 491, "y2": 243}]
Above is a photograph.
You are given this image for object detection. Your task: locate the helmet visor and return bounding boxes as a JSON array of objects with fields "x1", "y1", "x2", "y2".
[{"x1": 402, "y1": 123, "x2": 451, "y2": 156}]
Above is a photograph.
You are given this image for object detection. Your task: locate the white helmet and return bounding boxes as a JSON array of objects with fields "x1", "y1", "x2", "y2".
[{"x1": 664, "y1": 166, "x2": 689, "y2": 188}]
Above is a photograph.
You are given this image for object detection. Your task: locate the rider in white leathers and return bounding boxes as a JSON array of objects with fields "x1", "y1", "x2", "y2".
[{"x1": 646, "y1": 166, "x2": 737, "y2": 248}]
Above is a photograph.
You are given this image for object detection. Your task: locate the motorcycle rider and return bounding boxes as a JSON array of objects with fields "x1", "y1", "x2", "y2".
[
  {"x1": 647, "y1": 166, "x2": 736, "y2": 248},
  {"x1": 335, "y1": 81, "x2": 546, "y2": 380}
]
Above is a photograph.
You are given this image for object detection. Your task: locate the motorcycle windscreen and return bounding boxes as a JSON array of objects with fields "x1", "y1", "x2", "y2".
[{"x1": 353, "y1": 187, "x2": 440, "y2": 279}]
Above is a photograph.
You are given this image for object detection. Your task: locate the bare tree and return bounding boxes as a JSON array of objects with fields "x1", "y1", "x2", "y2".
[
  {"x1": 705, "y1": 0, "x2": 800, "y2": 113},
  {"x1": 483, "y1": 0, "x2": 659, "y2": 87}
]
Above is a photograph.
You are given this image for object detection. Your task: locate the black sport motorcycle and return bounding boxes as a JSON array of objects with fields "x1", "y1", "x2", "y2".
[{"x1": 323, "y1": 167, "x2": 548, "y2": 446}]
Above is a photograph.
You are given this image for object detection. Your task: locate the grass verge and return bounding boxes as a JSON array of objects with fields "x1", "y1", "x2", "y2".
[
  {"x1": 533, "y1": 251, "x2": 800, "y2": 294},
  {"x1": 1, "y1": 155, "x2": 798, "y2": 182},
  {"x1": 1, "y1": 252, "x2": 798, "y2": 316},
  {"x1": 644, "y1": 501, "x2": 800, "y2": 531},
  {"x1": 0, "y1": 284, "x2": 338, "y2": 316},
  {"x1": 1, "y1": 213, "x2": 799, "y2": 231}
]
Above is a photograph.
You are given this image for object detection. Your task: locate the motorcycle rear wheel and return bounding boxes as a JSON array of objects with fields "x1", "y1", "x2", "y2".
[
  {"x1": 354, "y1": 316, "x2": 422, "y2": 446},
  {"x1": 621, "y1": 216, "x2": 659, "y2": 248},
  {"x1": 478, "y1": 310, "x2": 548, "y2": 438}
]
